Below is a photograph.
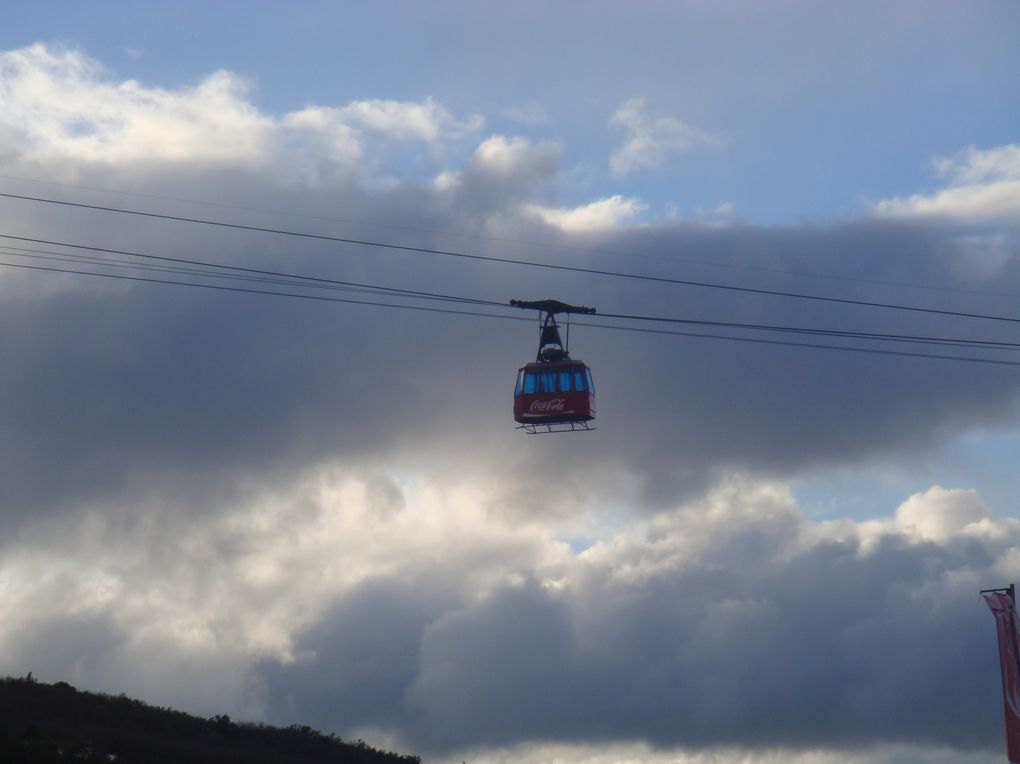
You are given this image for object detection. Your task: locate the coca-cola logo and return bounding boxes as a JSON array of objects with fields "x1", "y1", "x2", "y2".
[{"x1": 530, "y1": 398, "x2": 566, "y2": 413}]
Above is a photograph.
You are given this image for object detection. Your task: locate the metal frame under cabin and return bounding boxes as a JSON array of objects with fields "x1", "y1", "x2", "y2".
[{"x1": 517, "y1": 419, "x2": 595, "y2": 435}]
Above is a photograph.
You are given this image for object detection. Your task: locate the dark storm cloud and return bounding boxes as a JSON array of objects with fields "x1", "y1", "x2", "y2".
[
  {"x1": 259, "y1": 577, "x2": 465, "y2": 732},
  {"x1": 4, "y1": 602, "x2": 264, "y2": 718},
  {"x1": 2, "y1": 158, "x2": 1020, "y2": 527},
  {"x1": 572, "y1": 220, "x2": 1020, "y2": 503},
  {"x1": 2, "y1": 45, "x2": 1019, "y2": 525},
  {"x1": 259, "y1": 487, "x2": 1011, "y2": 756},
  {"x1": 5, "y1": 610, "x2": 127, "y2": 685}
]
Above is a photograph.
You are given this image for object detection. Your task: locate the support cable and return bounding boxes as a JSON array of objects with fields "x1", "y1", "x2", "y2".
[{"x1": 3, "y1": 192, "x2": 1020, "y2": 325}]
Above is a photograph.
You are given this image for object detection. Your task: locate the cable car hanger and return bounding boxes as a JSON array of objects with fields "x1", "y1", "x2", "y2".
[{"x1": 510, "y1": 299, "x2": 597, "y2": 434}]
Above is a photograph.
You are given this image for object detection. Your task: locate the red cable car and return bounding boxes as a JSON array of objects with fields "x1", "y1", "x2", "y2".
[{"x1": 511, "y1": 299, "x2": 596, "y2": 433}]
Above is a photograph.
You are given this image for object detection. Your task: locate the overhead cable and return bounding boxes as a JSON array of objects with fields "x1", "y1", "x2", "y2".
[
  {"x1": 0, "y1": 232, "x2": 503, "y2": 308},
  {"x1": 3, "y1": 191, "x2": 1020, "y2": 326},
  {"x1": 2, "y1": 259, "x2": 1020, "y2": 369},
  {"x1": 1, "y1": 235, "x2": 1018, "y2": 352},
  {"x1": 3, "y1": 173, "x2": 1017, "y2": 301}
]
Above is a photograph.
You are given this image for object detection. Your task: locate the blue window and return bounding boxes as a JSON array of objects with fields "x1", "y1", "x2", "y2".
[{"x1": 517, "y1": 368, "x2": 591, "y2": 395}]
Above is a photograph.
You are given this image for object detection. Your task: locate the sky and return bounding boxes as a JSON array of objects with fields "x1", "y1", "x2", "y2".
[{"x1": 1, "y1": 3, "x2": 1020, "y2": 763}]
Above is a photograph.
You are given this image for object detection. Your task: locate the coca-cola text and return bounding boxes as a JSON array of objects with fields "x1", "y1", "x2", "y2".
[{"x1": 530, "y1": 398, "x2": 566, "y2": 413}]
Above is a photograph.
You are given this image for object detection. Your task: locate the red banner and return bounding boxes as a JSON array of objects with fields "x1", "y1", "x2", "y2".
[{"x1": 984, "y1": 591, "x2": 1020, "y2": 763}]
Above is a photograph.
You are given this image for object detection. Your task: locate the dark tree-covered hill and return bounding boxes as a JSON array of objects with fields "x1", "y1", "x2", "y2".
[{"x1": 0, "y1": 676, "x2": 421, "y2": 764}]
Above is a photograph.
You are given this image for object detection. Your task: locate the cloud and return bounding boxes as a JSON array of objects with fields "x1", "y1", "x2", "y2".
[
  {"x1": 526, "y1": 195, "x2": 647, "y2": 232},
  {"x1": 873, "y1": 145, "x2": 1020, "y2": 223},
  {"x1": 894, "y1": 485, "x2": 990, "y2": 542},
  {"x1": 2, "y1": 47, "x2": 1020, "y2": 522},
  {"x1": 430, "y1": 135, "x2": 561, "y2": 214},
  {"x1": 0, "y1": 44, "x2": 273, "y2": 166},
  {"x1": 1, "y1": 44, "x2": 1020, "y2": 763},
  {"x1": 435, "y1": 742, "x2": 1004, "y2": 764},
  {"x1": 326, "y1": 97, "x2": 481, "y2": 143},
  {"x1": 609, "y1": 98, "x2": 722, "y2": 177},
  {"x1": 6, "y1": 471, "x2": 1010, "y2": 759},
  {"x1": 267, "y1": 477, "x2": 1013, "y2": 756},
  {"x1": 933, "y1": 145, "x2": 1020, "y2": 186},
  {"x1": 0, "y1": 44, "x2": 483, "y2": 184},
  {"x1": 283, "y1": 98, "x2": 483, "y2": 181},
  {"x1": 470, "y1": 134, "x2": 558, "y2": 178}
]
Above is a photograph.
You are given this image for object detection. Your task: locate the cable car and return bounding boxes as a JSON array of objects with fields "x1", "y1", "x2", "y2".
[{"x1": 510, "y1": 299, "x2": 596, "y2": 433}]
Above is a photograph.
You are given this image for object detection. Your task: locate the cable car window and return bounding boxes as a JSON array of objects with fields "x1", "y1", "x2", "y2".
[
  {"x1": 574, "y1": 371, "x2": 587, "y2": 392},
  {"x1": 514, "y1": 371, "x2": 525, "y2": 395},
  {"x1": 523, "y1": 372, "x2": 537, "y2": 394},
  {"x1": 586, "y1": 368, "x2": 595, "y2": 393},
  {"x1": 559, "y1": 371, "x2": 571, "y2": 392},
  {"x1": 540, "y1": 371, "x2": 557, "y2": 392}
]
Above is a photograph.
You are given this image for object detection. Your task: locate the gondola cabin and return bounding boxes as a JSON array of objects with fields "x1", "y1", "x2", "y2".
[
  {"x1": 509, "y1": 298, "x2": 597, "y2": 433},
  {"x1": 513, "y1": 360, "x2": 596, "y2": 425}
]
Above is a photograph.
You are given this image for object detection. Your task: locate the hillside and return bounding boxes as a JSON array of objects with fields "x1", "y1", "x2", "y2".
[{"x1": 0, "y1": 676, "x2": 420, "y2": 764}]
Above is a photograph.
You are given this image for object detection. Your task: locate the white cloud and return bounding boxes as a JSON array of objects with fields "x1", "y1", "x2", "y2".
[
  {"x1": 894, "y1": 485, "x2": 989, "y2": 542},
  {"x1": 335, "y1": 97, "x2": 481, "y2": 142},
  {"x1": 425, "y1": 135, "x2": 560, "y2": 195},
  {"x1": 471, "y1": 134, "x2": 556, "y2": 175},
  {"x1": 526, "y1": 194, "x2": 647, "y2": 232},
  {"x1": 0, "y1": 43, "x2": 484, "y2": 183},
  {"x1": 0, "y1": 44, "x2": 273, "y2": 165},
  {"x1": 933, "y1": 145, "x2": 1020, "y2": 185},
  {"x1": 873, "y1": 144, "x2": 1020, "y2": 223},
  {"x1": 609, "y1": 98, "x2": 722, "y2": 177},
  {"x1": 437, "y1": 140, "x2": 646, "y2": 232},
  {"x1": 430, "y1": 134, "x2": 562, "y2": 211},
  {"x1": 432, "y1": 169, "x2": 460, "y2": 191},
  {"x1": 435, "y1": 741, "x2": 1003, "y2": 764},
  {"x1": 280, "y1": 107, "x2": 363, "y2": 169},
  {"x1": 285, "y1": 97, "x2": 481, "y2": 148}
]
